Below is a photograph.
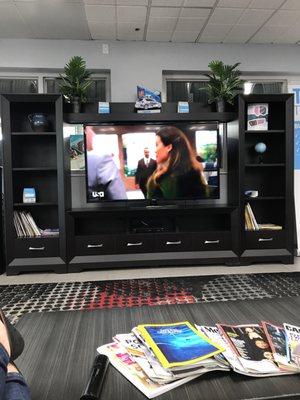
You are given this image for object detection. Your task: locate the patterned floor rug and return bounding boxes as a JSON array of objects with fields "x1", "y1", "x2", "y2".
[{"x1": 1, "y1": 272, "x2": 300, "y2": 324}]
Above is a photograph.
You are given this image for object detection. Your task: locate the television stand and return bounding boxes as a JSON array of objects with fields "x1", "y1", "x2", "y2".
[
  {"x1": 67, "y1": 205, "x2": 239, "y2": 272},
  {"x1": 145, "y1": 204, "x2": 179, "y2": 209}
]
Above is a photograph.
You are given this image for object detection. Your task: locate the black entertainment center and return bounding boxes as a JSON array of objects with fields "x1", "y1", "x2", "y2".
[{"x1": 0, "y1": 94, "x2": 295, "y2": 275}]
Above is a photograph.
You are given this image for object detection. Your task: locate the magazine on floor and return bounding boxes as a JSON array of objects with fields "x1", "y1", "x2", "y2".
[
  {"x1": 216, "y1": 323, "x2": 286, "y2": 375},
  {"x1": 284, "y1": 323, "x2": 300, "y2": 367},
  {"x1": 135, "y1": 321, "x2": 224, "y2": 369}
]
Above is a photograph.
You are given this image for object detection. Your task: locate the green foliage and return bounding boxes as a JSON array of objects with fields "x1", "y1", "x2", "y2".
[
  {"x1": 59, "y1": 56, "x2": 92, "y2": 103},
  {"x1": 202, "y1": 144, "x2": 217, "y2": 162},
  {"x1": 201, "y1": 60, "x2": 244, "y2": 105}
]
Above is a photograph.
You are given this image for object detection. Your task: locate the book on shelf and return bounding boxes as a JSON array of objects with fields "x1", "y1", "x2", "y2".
[
  {"x1": 97, "y1": 320, "x2": 300, "y2": 398},
  {"x1": 247, "y1": 103, "x2": 268, "y2": 131},
  {"x1": 13, "y1": 211, "x2": 59, "y2": 238},
  {"x1": 245, "y1": 203, "x2": 282, "y2": 231}
]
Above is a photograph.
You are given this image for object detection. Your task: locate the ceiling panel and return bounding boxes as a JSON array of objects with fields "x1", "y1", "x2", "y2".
[
  {"x1": 146, "y1": 31, "x2": 173, "y2": 41},
  {"x1": 217, "y1": 0, "x2": 251, "y2": 7},
  {"x1": 180, "y1": 7, "x2": 210, "y2": 18},
  {"x1": 281, "y1": 0, "x2": 300, "y2": 9},
  {"x1": 176, "y1": 17, "x2": 206, "y2": 30},
  {"x1": 208, "y1": 8, "x2": 244, "y2": 24},
  {"x1": 265, "y1": 10, "x2": 300, "y2": 26},
  {"x1": 237, "y1": 9, "x2": 273, "y2": 25},
  {"x1": 117, "y1": 0, "x2": 147, "y2": 4},
  {"x1": 223, "y1": 24, "x2": 260, "y2": 42},
  {"x1": 172, "y1": 30, "x2": 199, "y2": 42},
  {"x1": 84, "y1": 0, "x2": 116, "y2": 4},
  {"x1": 200, "y1": 23, "x2": 233, "y2": 39},
  {"x1": 88, "y1": 21, "x2": 116, "y2": 38},
  {"x1": 249, "y1": 25, "x2": 288, "y2": 43},
  {"x1": 117, "y1": 21, "x2": 144, "y2": 34},
  {"x1": 16, "y1": 1, "x2": 90, "y2": 39},
  {"x1": 183, "y1": 0, "x2": 215, "y2": 6},
  {"x1": 0, "y1": 3, "x2": 34, "y2": 38},
  {"x1": 149, "y1": 7, "x2": 181, "y2": 18},
  {"x1": 85, "y1": 5, "x2": 115, "y2": 20},
  {"x1": 151, "y1": 0, "x2": 183, "y2": 6},
  {"x1": 148, "y1": 17, "x2": 177, "y2": 31},
  {"x1": 249, "y1": 0, "x2": 285, "y2": 9},
  {"x1": 116, "y1": 5, "x2": 147, "y2": 21}
]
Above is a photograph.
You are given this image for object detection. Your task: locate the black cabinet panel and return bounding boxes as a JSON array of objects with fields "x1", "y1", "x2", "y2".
[
  {"x1": 245, "y1": 231, "x2": 285, "y2": 249},
  {"x1": 75, "y1": 236, "x2": 115, "y2": 256},
  {"x1": 193, "y1": 231, "x2": 231, "y2": 251},
  {"x1": 116, "y1": 234, "x2": 155, "y2": 254},
  {"x1": 13, "y1": 238, "x2": 59, "y2": 258}
]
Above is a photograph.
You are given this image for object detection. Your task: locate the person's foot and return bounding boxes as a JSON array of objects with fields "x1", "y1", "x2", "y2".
[
  {"x1": 7, "y1": 363, "x2": 19, "y2": 374},
  {"x1": 0, "y1": 319, "x2": 11, "y2": 357}
]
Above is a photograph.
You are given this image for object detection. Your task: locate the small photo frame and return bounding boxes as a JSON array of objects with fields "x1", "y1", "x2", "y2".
[{"x1": 247, "y1": 103, "x2": 268, "y2": 130}]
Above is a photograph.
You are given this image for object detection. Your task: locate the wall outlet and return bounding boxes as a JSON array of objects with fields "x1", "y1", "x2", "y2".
[{"x1": 102, "y1": 44, "x2": 109, "y2": 54}]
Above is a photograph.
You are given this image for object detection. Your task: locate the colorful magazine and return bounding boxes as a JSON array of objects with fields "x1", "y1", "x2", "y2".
[
  {"x1": 136, "y1": 321, "x2": 224, "y2": 369},
  {"x1": 284, "y1": 323, "x2": 300, "y2": 367}
]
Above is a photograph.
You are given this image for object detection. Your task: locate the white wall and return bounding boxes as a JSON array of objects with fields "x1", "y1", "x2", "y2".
[{"x1": 1, "y1": 39, "x2": 300, "y2": 101}]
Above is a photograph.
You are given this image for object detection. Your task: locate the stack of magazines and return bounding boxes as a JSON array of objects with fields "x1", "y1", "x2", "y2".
[
  {"x1": 245, "y1": 203, "x2": 282, "y2": 230},
  {"x1": 97, "y1": 321, "x2": 300, "y2": 399}
]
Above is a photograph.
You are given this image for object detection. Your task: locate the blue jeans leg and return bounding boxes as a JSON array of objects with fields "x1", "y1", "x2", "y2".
[
  {"x1": 0, "y1": 344, "x2": 9, "y2": 400},
  {"x1": 4, "y1": 373, "x2": 30, "y2": 400}
]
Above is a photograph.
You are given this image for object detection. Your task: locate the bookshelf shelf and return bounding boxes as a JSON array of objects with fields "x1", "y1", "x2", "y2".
[
  {"x1": 11, "y1": 132, "x2": 57, "y2": 136},
  {"x1": 13, "y1": 203, "x2": 58, "y2": 207},
  {"x1": 239, "y1": 94, "x2": 294, "y2": 262},
  {"x1": 12, "y1": 167, "x2": 57, "y2": 171}
]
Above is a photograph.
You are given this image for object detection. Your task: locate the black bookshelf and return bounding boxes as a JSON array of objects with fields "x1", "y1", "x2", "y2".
[
  {"x1": 238, "y1": 94, "x2": 294, "y2": 264},
  {"x1": 1, "y1": 94, "x2": 71, "y2": 275}
]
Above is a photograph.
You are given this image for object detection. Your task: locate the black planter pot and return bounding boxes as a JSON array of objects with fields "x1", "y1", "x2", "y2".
[
  {"x1": 72, "y1": 97, "x2": 81, "y2": 113},
  {"x1": 216, "y1": 98, "x2": 226, "y2": 113}
]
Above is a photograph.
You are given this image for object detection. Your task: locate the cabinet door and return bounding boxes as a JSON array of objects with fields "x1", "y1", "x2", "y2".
[
  {"x1": 74, "y1": 235, "x2": 115, "y2": 255},
  {"x1": 116, "y1": 234, "x2": 155, "y2": 254},
  {"x1": 155, "y1": 233, "x2": 192, "y2": 252},
  {"x1": 14, "y1": 238, "x2": 59, "y2": 258},
  {"x1": 193, "y1": 231, "x2": 231, "y2": 251},
  {"x1": 245, "y1": 231, "x2": 285, "y2": 249}
]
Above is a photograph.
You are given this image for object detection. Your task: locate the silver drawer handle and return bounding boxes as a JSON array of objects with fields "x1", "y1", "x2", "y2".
[
  {"x1": 87, "y1": 244, "x2": 103, "y2": 248},
  {"x1": 166, "y1": 241, "x2": 182, "y2": 245},
  {"x1": 29, "y1": 246, "x2": 45, "y2": 251},
  {"x1": 127, "y1": 242, "x2": 143, "y2": 246},
  {"x1": 205, "y1": 240, "x2": 220, "y2": 244},
  {"x1": 258, "y1": 238, "x2": 273, "y2": 242}
]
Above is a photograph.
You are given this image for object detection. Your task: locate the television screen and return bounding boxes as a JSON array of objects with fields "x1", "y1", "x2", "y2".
[{"x1": 85, "y1": 123, "x2": 220, "y2": 202}]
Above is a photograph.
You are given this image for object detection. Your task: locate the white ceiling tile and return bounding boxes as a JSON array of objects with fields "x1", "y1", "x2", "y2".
[
  {"x1": 117, "y1": 5, "x2": 147, "y2": 21},
  {"x1": 281, "y1": 0, "x2": 300, "y2": 9},
  {"x1": 181, "y1": 7, "x2": 210, "y2": 18},
  {"x1": 249, "y1": 0, "x2": 285, "y2": 9},
  {"x1": 149, "y1": 7, "x2": 181, "y2": 18},
  {"x1": 16, "y1": 1, "x2": 90, "y2": 39},
  {"x1": 117, "y1": 26, "x2": 144, "y2": 39},
  {"x1": 176, "y1": 17, "x2": 206, "y2": 30},
  {"x1": 237, "y1": 9, "x2": 273, "y2": 25},
  {"x1": 84, "y1": 0, "x2": 115, "y2": 4},
  {"x1": 151, "y1": 0, "x2": 183, "y2": 6},
  {"x1": 208, "y1": 8, "x2": 244, "y2": 24},
  {"x1": 218, "y1": 0, "x2": 251, "y2": 7},
  {"x1": 172, "y1": 30, "x2": 199, "y2": 41},
  {"x1": 198, "y1": 36, "x2": 223, "y2": 42},
  {"x1": 266, "y1": 10, "x2": 300, "y2": 26},
  {"x1": 148, "y1": 17, "x2": 177, "y2": 31},
  {"x1": 146, "y1": 31, "x2": 173, "y2": 41},
  {"x1": 0, "y1": 3, "x2": 34, "y2": 38},
  {"x1": 117, "y1": 0, "x2": 147, "y2": 4},
  {"x1": 249, "y1": 25, "x2": 288, "y2": 43},
  {"x1": 201, "y1": 23, "x2": 233, "y2": 38},
  {"x1": 85, "y1": 5, "x2": 115, "y2": 20},
  {"x1": 183, "y1": 0, "x2": 215, "y2": 6},
  {"x1": 88, "y1": 21, "x2": 116, "y2": 38},
  {"x1": 117, "y1": 21, "x2": 144, "y2": 34},
  {"x1": 223, "y1": 24, "x2": 259, "y2": 41}
]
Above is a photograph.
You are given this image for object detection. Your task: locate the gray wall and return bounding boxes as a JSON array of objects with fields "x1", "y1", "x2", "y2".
[{"x1": 0, "y1": 39, "x2": 300, "y2": 101}]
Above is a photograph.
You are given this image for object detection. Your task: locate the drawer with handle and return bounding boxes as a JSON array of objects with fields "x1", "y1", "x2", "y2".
[
  {"x1": 245, "y1": 231, "x2": 285, "y2": 249},
  {"x1": 116, "y1": 235, "x2": 154, "y2": 254},
  {"x1": 14, "y1": 238, "x2": 59, "y2": 258},
  {"x1": 193, "y1": 231, "x2": 231, "y2": 250},
  {"x1": 155, "y1": 234, "x2": 192, "y2": 252},
  {"x1": 74, "y1": 236, "x2": 115, "y2": 255}
]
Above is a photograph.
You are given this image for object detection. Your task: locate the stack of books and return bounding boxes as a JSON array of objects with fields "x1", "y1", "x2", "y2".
[
  {"x1": 13, "y1": 211, "x2": 41, "y2": 237},
  {"x1": 97, "y1": 320, "x2": 300, "y2": 398},
  {"x1": 13, "y1": 211, "x2": 59, "y2": 238},
  {"x1": 245, "y1": 203, "x2": 282, "y2": 231}
]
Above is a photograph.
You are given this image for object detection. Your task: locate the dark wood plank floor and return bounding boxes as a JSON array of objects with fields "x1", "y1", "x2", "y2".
[{"x1": 15, "y1": 297, "x2": 300, "y2": 400}]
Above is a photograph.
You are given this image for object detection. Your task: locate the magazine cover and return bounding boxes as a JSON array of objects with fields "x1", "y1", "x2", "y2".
[
  {"x1": 217, "y1": 323, "x2": 280, "y2": 374},
  {"x1": 97, "y1": 342, "x2": 199, "y2": 399},
  {"x1": 284, "y1": 323, "x2": 300, "y2": 367},
  {"x1": 247, "y1": 103, "x2": 268, "y2": 130},
  {"x1": 261, "y1": 321, "x2": 298, "y2": 371},
  {"x1": 137, "y1": 322, "x2": 224, "y2": 369}
]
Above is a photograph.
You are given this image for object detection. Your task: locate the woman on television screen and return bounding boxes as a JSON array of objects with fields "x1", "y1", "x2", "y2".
[{"x1": 147, "y1": 126, "x2": 210, "y2": 200}]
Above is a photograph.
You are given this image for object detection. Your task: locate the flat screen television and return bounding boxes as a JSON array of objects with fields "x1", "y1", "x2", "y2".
[{"x1": 84, "y1": 122, "x2": 220, "y2": 203}]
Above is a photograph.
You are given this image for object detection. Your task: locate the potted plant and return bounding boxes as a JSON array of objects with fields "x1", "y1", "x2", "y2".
[
  {"x1": 59, "y1": 56, "x2": 92, "y2": 113},
  {"x1": 201, "y1": 60, "x2": 244, "y2": 112}
]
